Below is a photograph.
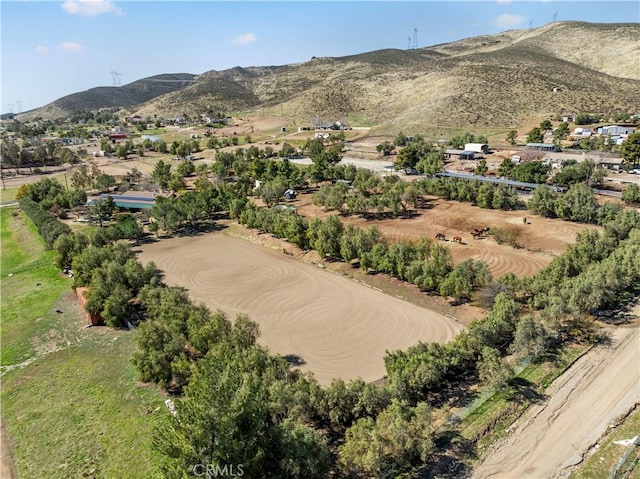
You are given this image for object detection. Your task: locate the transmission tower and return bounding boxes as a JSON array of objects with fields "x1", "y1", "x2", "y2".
[
  {"x1": 412, "y1": 28, "x2": 418, "y2": 49},
  {"x1": 110, "y1": 70, "x2": 122, "y2": 86},
  {"x1": 7, "y1": 103, "x2": 13, "y2": 113},
  {"x1": 15, "y1": 101, "x2": 22, "y2": 113},
  {"x1": 408, "y1": 37, "x2": 412, "y2": 50},
  {"x1": 552, "y1": 12, "x2": 558, "y2": 22}
]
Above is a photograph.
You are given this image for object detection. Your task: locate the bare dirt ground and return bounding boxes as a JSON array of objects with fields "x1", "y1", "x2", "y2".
[
  {"x1": 291, "y1": 193, "x2": 596, "y2": 279},
  {"x1": 1, "y1": 421, "x2": 14, "y2": 479},
  {"x1": 472, "y1": 312, "x2": 640, "y2": 479},
  {"x1": 137, "y1": 232, "x2": 462, "y2": 385}
]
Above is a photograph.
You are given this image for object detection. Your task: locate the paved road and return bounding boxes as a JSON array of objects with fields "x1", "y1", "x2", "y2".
[{"x1": 472, "y1": 323, "x2": 640, "y2": 479}]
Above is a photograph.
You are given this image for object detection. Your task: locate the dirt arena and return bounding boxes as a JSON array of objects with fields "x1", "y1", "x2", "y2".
[
  {"x1": 291, "y1": 193, "x2": 597, "y2": 278},
  {"x1": 137, "y1": 233, "x2": 462, "y2": 385}
]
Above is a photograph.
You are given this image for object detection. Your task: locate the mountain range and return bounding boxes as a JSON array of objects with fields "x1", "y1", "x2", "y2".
[{"x1": 23, "y1": 21, "x2": 640, "y2": 133}]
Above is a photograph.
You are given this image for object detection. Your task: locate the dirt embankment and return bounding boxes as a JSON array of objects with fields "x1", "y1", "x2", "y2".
[{"x1": 472, "y1": 317, "x2": 640, "y2": 479}]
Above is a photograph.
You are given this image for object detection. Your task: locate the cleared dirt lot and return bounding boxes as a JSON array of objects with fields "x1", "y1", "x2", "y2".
[
  {"x1": 137, "y1": 233, "x2": 461, "y2": 385},
  {"x1": 292, "y1": 193, "x2": 596, "y2": 278},
  {"x1": 472, "y1": 320, "x2": 640, "y2": 479}
]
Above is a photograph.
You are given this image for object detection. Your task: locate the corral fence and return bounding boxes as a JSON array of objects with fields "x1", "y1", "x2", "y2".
[{"x1": 608, "y1": 435, "x2": 639, "y2": 479}]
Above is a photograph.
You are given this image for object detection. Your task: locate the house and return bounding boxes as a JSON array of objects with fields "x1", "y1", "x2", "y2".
[
  {"x1": 597, "y1": 157, "x2": 624, "y2": 170},
  {"x1": 126, "y1": 115, "x2": 145, "y2": 125},
  {"x1": 572, "y1": 127, "x2": 592, "y2": 137},
  {"x1": 526, "y1": 143, "x2": 560, "y2": 152},
  {"x1": 541, "y1": 151, "x2": 621, "y2": 169},
  {"x1": 464, "y1": 143, "x2": 489, "y2": 154},
  {"x1": 315, "y1": 122, "x2": 338, "y2": 130},
  {"x1": 108, "y1": 132, "x2": 127, "y2": 141},
  {"x1": 444, "y1": 149, "x2": 476, "y2": 161},
  {"x1": 562, "y1": 114, "x2": 576, "y2": 123},
  {"x1": 597, "y1": 125, "x2": 636, "y2": 136},
  {"x1": 284, "y1": 189, "x2": 296, "y2": 200},
  {"x1": 93, "y1": 191, "x2": 163, "y2": 210},
  {"x1": 315, "y1": 132, "x2": 330, "y2": 139}
]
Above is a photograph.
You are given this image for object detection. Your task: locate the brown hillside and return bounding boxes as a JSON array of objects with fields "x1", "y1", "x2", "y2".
[{"x1": 24, "y1": 22, "x2": 640, "y2": 132}]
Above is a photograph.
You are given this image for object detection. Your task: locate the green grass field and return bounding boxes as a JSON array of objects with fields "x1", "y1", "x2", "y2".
[{"x1": 1, "y1": 207, "x2": 165, "y2": 478}]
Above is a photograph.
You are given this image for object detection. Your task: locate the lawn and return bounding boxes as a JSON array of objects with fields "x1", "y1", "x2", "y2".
[{"x1": 1, "y1": 206, "x2": 165, "y2": 478}]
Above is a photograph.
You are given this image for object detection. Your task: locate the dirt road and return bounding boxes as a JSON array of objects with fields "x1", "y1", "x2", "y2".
[{"x1": 472, "y1": 324, "x2": 640, "y2": 479}]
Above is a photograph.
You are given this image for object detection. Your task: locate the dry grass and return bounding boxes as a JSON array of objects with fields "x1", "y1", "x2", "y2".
[{"x1": 23, "y1": 22, "x2": 640, "y2": 137}]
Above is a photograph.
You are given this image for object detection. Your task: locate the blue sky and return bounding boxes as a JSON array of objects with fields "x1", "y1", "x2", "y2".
[{"x1": 1, "y1": 0, "x2": 639, "y2": 113}]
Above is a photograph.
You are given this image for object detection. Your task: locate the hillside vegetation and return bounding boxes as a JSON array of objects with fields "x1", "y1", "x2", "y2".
[{"x1": 24, "y1": 22, "x2": 640, "y2": 132}]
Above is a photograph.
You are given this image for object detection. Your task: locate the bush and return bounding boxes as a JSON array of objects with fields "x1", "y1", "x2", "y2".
[
  {"x1": 18, "y1": 197, "x2": 71, "y2": 248},
  {"x1": 490, "y1": 227, "x2": 522, "y2": 249}
]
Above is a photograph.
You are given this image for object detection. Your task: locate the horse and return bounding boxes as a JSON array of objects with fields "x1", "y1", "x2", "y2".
[
  {"x1": 435, "y1": 233, "x2": 446, "y2": 241},
  {"x1": 523, "y1": 217, "x2": 527, "y2": 225},
  {"x1": 453, "y1": 236, "x2": 463, "y2": 244}
]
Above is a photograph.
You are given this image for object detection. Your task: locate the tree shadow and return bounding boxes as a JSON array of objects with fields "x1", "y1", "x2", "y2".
[
  {"x1": 176, "y1": 222, "x2": 228, "y2": 237},
  {"x1": 506, "y1": 377, "x2": 546, "y2": 404},
  {"x1": 282, "y1": 354, "x2": 306, "y2": 366}
]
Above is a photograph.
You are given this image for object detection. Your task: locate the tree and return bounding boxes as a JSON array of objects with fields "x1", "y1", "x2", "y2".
[
  {"x1": 621, "y1": 132, "x2": 640, "y2": 166},
  {"x1": 152, "y1": 159, "x2": 172, "y2": 189},
  {"x1": 439, "y1": 259, "x2": 492, "y2": 301},
  {"x1": 497, "y1": 157, "x2": 514, "y2": 178},
  {"x1": 621, "y1": 183, "x2": 640, "y2": 204},
  {"x1": 527, "y1": 186, "x2": 558, "y2": 217},
  {"x1": 511, "y1": 161, "x2": 550, "y2": 184},
  {"x1": 94, "y1": 173, "x2": 116, "y2": 192},
  {"x1": 176, "y1": 160, "x2": 195, "y2": 178},
  {"x1": 478, "y1": 346, "x2": 512, "y2": 390},
  {"x1": 115, "y1": 213, "x2": 143, "y2": 240},
  {"x1": 258, "y1": 180, "x2": 287, "y2": 207},
  {"x1": 395, "y1": 141, "x2": 431, "y2": 170},
  {"x1": 416, "y1": 151, "x2": 444, "y2": 176},
  {"x1": 474, "y1": 158, "x2": 488, "y2": 176},
  {"x1": 506, "y1": 130, "x2": 518, "y2": 146},
  {"x1": 539, "y1": 119, "x2": 552, "y2": 132},
  {"x1": 526, "y1": 127, "x2": 544, "y2": 143},
  {"x1": 92, "y1": 196, "x2": 116, "y2": 227},
  {"x1": 555, "y1": 183, "x2": 598, "y2": 223},
  {"x1": 509, "y1": 314, "x2": 547, "y2": 357},
  {"x1": 339, "y1": 400, "x2": 434, "y2": 476},
  {"x1": 376, "y1": 141, "x2": 395, "y2": 156},
  {"x1": 307, "y1": 215, "x2": 343, "y2": 259},
  {"x1": 394, "y1": 131, "x2": 408, "y2": 147},
  {"x1": 152, "y1": 345, "x2": 330, "y2": 479},
  {"x1": 553, "y1": 122, "x2": 569, "y2": 145}
]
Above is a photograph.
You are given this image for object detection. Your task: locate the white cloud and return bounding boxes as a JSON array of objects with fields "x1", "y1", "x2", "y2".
[
  {"x1": 231, "y1": 33, "x2": 257, "y2": 45},
  {"x1": 496, "y1": 0, "x2": 512, "y2": 4},
  {"x1": 492, "y1": 13, "x2": 527, "y2": 29},
  {"x1": 58, "y1": 42, "x2": 85, "y2": 52},
  {"x1": 34, "y1": 45, "x2": 49, "y2": 55},
  {"x1": 61, "y1": 0, "x2": 123, "y2": 17}
]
